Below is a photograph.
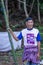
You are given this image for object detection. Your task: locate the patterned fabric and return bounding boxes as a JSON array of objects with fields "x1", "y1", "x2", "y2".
[{"x1": 22, "y1": 46, "x2": 40, "y2": 63}]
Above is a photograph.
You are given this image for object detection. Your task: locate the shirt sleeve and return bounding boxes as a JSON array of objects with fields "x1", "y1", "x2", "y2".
[
  {"x1": 17, "y1": 32, "x2": 23, "y2": 40},
  {"x1": 36, "y1": 33, "x2": 41, "y2": 41}
]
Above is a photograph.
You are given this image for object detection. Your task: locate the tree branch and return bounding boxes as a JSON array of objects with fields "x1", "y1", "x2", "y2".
[{"x1": 28, "y1": 0, "x2": 35, "y2": 16}]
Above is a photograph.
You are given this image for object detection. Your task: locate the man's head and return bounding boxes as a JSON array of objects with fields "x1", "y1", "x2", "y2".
[{"x1": 25, "y1": 17, "x2": 34, "y2": 29}]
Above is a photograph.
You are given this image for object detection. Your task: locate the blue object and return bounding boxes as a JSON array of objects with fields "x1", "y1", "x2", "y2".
[
  {"x1": 36, "y1": 33, "x2": 41, "y2": 41},
  {"x1": 17, "y1": 32, "x2": 23, "y2": 40}
]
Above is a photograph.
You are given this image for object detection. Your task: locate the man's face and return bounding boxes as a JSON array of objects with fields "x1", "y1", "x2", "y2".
[{"x1": 26, "y1": 20, "x2": 34, "y2": 28}]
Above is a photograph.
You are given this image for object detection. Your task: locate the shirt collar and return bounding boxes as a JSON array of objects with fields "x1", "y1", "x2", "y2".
[{"x1": 27, "y1": 28, "x2": 33, "y2": 30}]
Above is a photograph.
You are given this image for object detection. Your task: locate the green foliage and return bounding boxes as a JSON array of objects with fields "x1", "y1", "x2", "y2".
[
  {"x1": 38, "y1": 26, "x2": 43, "y2": 32},
  {"x1": 40, "y1": 3, "x2": 43, "y2": 14},
  {"x1": 0, "y1": 20, "x2": 2, "y2": 28},
  {"x1": 0, "y1": 2, "x2": 4, "y2": 15}
]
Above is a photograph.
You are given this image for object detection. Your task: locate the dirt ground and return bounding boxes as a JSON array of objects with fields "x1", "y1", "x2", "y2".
[{"x1": 0, "y1": 52, "x2": 22, "y2": 65}]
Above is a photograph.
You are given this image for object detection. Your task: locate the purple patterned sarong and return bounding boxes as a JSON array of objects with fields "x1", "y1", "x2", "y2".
[{"x1": 22, "y1": 45, "x2": 40, "y2": 63}]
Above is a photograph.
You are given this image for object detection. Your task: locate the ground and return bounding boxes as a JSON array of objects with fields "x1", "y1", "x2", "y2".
[{"x1": 0, "y1": 50, "x2": 23, "y2": 65}]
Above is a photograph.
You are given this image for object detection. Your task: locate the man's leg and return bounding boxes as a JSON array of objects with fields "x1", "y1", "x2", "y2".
[
  {"x1": 23, "y1": 61, "x2": 40, "y2": 65},
  {"x1": 31, "y1": 62, "x2": 40, "y2": 65},
  {"x1": 23, "y1": 61, "x2": 30, "y2": 65}
]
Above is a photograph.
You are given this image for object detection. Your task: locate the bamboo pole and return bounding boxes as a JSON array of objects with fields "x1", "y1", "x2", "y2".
[{"x1": 1, "y1": 0, "x2": 18, "y2": 65}]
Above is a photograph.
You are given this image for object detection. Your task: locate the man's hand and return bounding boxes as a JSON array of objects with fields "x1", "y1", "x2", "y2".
[
  {"x1": 37, "y1": 41, "x2": 41, "y2": 60},
  {"x1": 37, "y1": 52, "x2": 40, "y2": 60},
  {"x1": 7, "y1": 28, "x2": 19, "y2": 41},
  {"x1": 7, "y1": 28, "x2": 11, "y2": 32}
]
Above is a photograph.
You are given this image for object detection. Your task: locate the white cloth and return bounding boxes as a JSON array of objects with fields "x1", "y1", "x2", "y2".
[{"x1": 0, "y1": 32, "x2": 21, "y2": 52}]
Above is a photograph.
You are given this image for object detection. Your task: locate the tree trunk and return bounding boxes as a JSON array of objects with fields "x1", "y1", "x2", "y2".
[
  {"x1": 28, "y1": 0, "x2": 35, "y2": 17},
  {"x1": 37, "y1": 0, "x2": 41, "y2": 23},
  {"x1": 18, "y1": 0, "x2": 21, "y2": 10},
  {"x1": 24, "y1": 0, "x2": 28, "y2": 17}
]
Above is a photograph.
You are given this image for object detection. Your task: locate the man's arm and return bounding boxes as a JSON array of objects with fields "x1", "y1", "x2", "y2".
[
  {"x1": 8, "y1": 28, "x2": 19, "y2": 41},
  {"x1": 37, "y1": 41, "x2": 41, "y2": 55},
  {"x1": 37, "y1": 32, "x2": 41, "y2": 58}
]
